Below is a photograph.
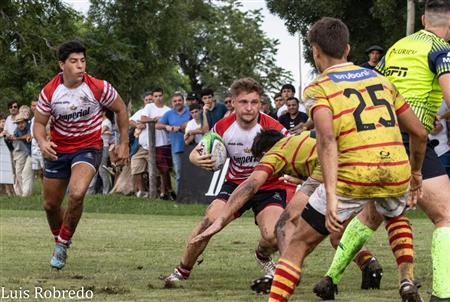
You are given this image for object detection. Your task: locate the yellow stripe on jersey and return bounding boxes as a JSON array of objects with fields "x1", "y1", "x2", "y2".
[
  {"x1": 255, "y1": 131, "x2": 320, "y2": 180},
  {"x1": 305, "y1": 63, "x2": 411, "y2": 198}
]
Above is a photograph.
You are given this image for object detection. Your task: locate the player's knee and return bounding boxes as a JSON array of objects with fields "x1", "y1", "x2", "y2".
[
  {"x1": 43, "y1": 201, "x2": 59, "y2": 212},
  {"x1": 68, "y1": 190, "x2": 86, "y2": 202},
  {"x1": 430, "y1": 214, "x2": 450, "y2": 228}
]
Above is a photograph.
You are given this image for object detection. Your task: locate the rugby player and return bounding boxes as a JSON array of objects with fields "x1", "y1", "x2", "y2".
[
  {"x1": 192, "y1": 129, "x2": 384, "y2": 293},
  {"x1": 33, "y1": 41, "x2": 129, "y2": 270},
  {"x1": 164, "y1": 78, "x2": 294, "y2": 287},
  {"x1": 266, "y1": 17, "x2": 427, "y2": 302},
  {"x1": 316, "y1": 2, "x2": 450, "y2": 301}
]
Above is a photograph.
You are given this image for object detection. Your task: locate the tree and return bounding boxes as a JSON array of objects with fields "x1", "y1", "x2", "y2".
[
  {"x1": 0, "y1": 0, "x2": 83, "y2": 109},
  {"x1": 176, "y1": 0, "x2": 293, "y2": 97},
  {"x1": 266, "y1": 0, "x2": 425, "y2": 66}
]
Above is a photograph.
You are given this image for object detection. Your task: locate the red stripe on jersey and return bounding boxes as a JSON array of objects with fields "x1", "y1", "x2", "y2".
[
  {"x1": 338, "y1": 160, "x2": 409, "y2": 167},
  {"x1": 396, "y1": 103, "x2": 410, "y2": 115},
  {"x1": 305, "y1": 144, "x2": 317, "y2": 176},
  {"x1": 254, "y1": 165, "x2": 274, "y2": 176},
  {"x1": 338, "y1": 177, "x2": 410, "y2": 187},
  {"x1": 259, "y1": 113, "x2": 288, "y2": 135},
  {"x1": 304, "y1": 78, "x2": 331, "y2": 91},
  {"x1": 333, "y1": 108, "x2": 354, "y2": 119},
  {"x1": 291, "y1": 135, "x2": 310, "y2": 178},
  {"x1": 53, "y1": 118, "x2": 102, "y2": 134},
  {"x1": 341, "y1": 141, "x2": 404, "y2": 153},
  {"x1": 213, "y1": 114, "x2": 236, "y2": 137},
  {"x1": 265, "y1": 152, "x2": 289, "y2": 166},
  {"x1": 338, "y1": 128, "x2": 357, "y2": 137},
  {"x1": 280, "y1": 136, "x2": 293, "y2": 149},
  {"x1": 311, "y1": 105, "x2": 331, "y2": 118}
]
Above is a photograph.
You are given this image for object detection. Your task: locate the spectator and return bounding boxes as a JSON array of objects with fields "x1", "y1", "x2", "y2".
[
  {"x1": 429, "y1": 102, "x2": 450, "y2": 177},
  {"x1": 0, "y1": 113, "x2": 15, "y2": 196},
  {"x1": 223, "y1": 92, "x2": 234, "y2": 117},
  {"x1": 261, "y1": 95, "x2": 272, "y2": 115},
  {"x1": 361, "y1": 45, "x2": 384, "y2": 70},
  {"x1": 12, "y1": 113, "x2": 33, "y2": 197},
  {"x1": 185, "y1": 104, "x2": 204, "y2": 145},
  {"x1": 271, "y1": 92, "x2": 283, "y2": 119},
  {"x1": 88, "y1": 110, "x2": 113, "y2": 194},
  {"x1": 278, "y1": 97, "x2": 308, "y2": 133},
  {"x1": 143, "y1": 90, "x2": 153, "y2": 105},
  {"x1": 4, "y1": 100, "x2": 19, "y2": 152},
  {"x1": 200, "y1": 88, "x2": 227, "y2": 132},
  {"x1": 186, "y1": 92, "x2": 200, "y2": 107},
  {"x1": 30, "y1": 100, "x2": 45, "y2": 182},
  {"x1": 157, "y1": 93, "x2": 191, "y2": 194},
  {"x1": 139, "y1": 88, "x2": 174, "y2": 200},
  {"x1": 277, "y1": 84, "x2": 307, "y2": 118}
]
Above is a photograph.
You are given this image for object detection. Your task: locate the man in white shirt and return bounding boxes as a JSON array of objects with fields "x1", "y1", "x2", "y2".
[{"x1": 184, "y1": 104, "x2": 204, "y2": 145}]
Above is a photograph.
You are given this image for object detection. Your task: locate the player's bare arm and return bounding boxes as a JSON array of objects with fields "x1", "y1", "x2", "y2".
[
  {"x1": 313, "y1": 107, "x2": 342, "y2": 234},
  {"x1": 33, "y1": 110, "x2": 57, "y2": 160},
  {"x1": 396, "y1": 107, "x2": 428, "y2": 206},
  {"x1": 109, "y1": 95, "x2": 129, "y2": 165},
  {"x1": 191, "y1": 170, "x2": 269, "y2": 243}
]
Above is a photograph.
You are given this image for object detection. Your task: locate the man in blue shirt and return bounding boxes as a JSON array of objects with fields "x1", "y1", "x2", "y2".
[
  {"x1": 200, "y1": 88, "x2": 227, "y2": 132},
  {"x1": 157, "y1": 93, "x2": 191, "y2": 195}
]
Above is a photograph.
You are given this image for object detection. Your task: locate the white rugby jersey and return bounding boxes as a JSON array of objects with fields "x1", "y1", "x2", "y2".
[
  {"x1": 212, "y1": 113, "x2": 289, "y2": 190},
  {"x1": 37, "y1": 73, "x2": 117, "y2": 153}
]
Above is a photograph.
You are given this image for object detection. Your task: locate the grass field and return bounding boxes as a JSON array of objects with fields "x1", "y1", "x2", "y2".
[{"x1": 0, "y1": 194, "x2": 434, "y2": 301}]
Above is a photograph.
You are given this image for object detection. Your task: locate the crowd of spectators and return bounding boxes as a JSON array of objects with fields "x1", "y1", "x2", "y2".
[{"x1": 2, "y1": 75, "x2": 449, "y2": 198}]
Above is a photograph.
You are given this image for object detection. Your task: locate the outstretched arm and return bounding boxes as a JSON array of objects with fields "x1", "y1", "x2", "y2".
[{"x1": 190, "y1": 170, "x2": 269, "y2": 243}]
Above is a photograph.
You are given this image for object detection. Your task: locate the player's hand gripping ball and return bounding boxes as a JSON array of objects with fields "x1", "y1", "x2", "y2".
[{"x1": 199, "y1": 132, "x2": 227, "y2": 171}]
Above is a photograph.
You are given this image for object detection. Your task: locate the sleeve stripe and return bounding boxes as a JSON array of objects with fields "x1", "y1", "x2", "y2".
[
  {"x1": 395, "y1": 103, "x2": 410, "y2": 115},
  {"x1": 310, "y1": 105, "x2": 331, "y2": 118},
  {"x1": 254, "y1": 165, "x2": 274, "y2": 176}
]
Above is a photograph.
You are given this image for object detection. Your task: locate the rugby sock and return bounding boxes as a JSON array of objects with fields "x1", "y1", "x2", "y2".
[
  {"x1": 354, "y1": 250, "x2": 374, "y2": 271},
  {"x1": 51, "y1": 228, "x2": 60, "y2": 242},
  {"x1": 269, "y1": 258, "x2": 301, "y2": 302},
  {"x1": 175, "y1": 264, "x2": 191, "y2": 280},
  {"x1": 57, "y1": 224, "x2": 73, "y2": 247},
  {"x1": 326, "y1": 217, "x2": 374, "y2": 284},
  {"x1": 385, "y1": 216, "x2": 414, "y2": 281},
  {"x1": 432, "y1": 227, "x2": 450, "y2": 298}
]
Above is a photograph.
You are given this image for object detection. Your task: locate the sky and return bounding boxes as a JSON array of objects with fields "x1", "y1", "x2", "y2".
[{"x1": 64, "y1": 0, "x2": 314, "y2": 97}]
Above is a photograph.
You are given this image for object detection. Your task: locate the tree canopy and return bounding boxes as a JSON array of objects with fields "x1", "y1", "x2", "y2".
[
  {"x1": 266, "y1": 0, "x2": 425, "y2": 66},
  {"x1": 1, "y1": 0, "x2": 292, "y2": 111}
]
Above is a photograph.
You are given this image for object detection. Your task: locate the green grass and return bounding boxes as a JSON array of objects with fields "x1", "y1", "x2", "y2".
[{"x1": 0, "y1": 194, "x2": 434, "y2": 301}]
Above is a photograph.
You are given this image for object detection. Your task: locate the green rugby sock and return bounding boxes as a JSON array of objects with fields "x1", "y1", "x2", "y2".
[
  {"x1": 326, "y1": 217, "x2": 374, "y2": 284},
  {"x1": 432, "y1": 227, "x2": 450, "y2": 298}
]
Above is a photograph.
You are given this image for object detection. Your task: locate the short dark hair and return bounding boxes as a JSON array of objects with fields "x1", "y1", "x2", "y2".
[
  {"x1": 152, "y1": 87, "x2": 163, "y2": 95},
  {"x1": 281, "y1": 84, "x2": 296, "y2": 94},
  {"x1": 273, "y1": 92, "x2": 282, "y2": 99},
  {"x1": 200, "y1": 88, "x2": 214, "y2": 98},
  {"x1": 0, "y1": 112, "x2": 6, "y2": 120},
  {"x1": 251, "y1": 129, "x2": 285, "y2": 160},
  {"x1": 189, "y1": 104, "x2": 202, "y2": 111},
  {"x1": 287, "y1": 96, "x2": 299, "y2": 104},
  {"x1": 230, "y1": 78, "x2": 264, "y2": 97},
  {"x1": 7, "y1": 100, "x2": 17, "y2": 108},
  {"x1": 308, "y1": 17, "x2": 349, "y2": 59},
  {"x1": 58, "y1": 40, "x2": 86, "y2": 62},
  {"x1": 172, "y1": 92, "x2": 184, "y2": 100},
  {"x1": 143, "y1": 91, "x2": 153, "y2": 98},
  {"x1": 425, "y1": 0, "x2": 450, "y2": 13}
]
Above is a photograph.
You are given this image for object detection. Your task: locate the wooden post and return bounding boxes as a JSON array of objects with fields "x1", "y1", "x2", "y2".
[
  {"x1": 147, "y1": 121, "x2": 158, "y2": 198},
  {"x1": 406, "y1": 0, "x2": 415, "y2": 36}
]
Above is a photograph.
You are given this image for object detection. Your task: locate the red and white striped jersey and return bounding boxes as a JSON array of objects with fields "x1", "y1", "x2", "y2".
[
  {"x1": 37, "y1": 73, "x2": 117, "y2": 154},
  {"x1": 212, "y1": 113, "x2": 289, "y2": 190}
]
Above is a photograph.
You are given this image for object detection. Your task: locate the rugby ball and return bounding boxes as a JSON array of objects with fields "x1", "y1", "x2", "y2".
[{"x1": 199, "y1": 132, "x2": 227, "y2": 171}]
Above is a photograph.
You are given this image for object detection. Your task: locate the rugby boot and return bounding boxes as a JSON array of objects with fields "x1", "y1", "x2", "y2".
[
  {"x1": 399, "y1": 279, "x2": 424, "y2": 302},
  {"x1": 164, "y1": 268, "x2": 188, "y2": 288},
  {"x1": 250, "y1": 274, "x2": 273, "y2": 294},
  {"x1": 361, "y1": 257, "x2": 383, "y2": 289},
  {"x1": 313, "y1": 276, "x2": 338, "y2": 300},
  {"x1": 50, "y1": 243, "x2": 68, "y2": 270}
]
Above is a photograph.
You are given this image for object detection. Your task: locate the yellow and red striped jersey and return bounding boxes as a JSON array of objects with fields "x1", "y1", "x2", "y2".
[
  {"x1": 255, "y1": 131, "x2": 321, "y2": 181},
  {"x1": 305, "y1": 63, "x2": 411, "y2": 198}
]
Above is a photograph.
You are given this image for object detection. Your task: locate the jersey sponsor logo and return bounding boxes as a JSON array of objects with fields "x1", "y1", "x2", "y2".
[
  {"x1": 328, "y1": 69, "x2": 376, "y2": 82},
  {"x1": 233, "y1": 155, "x2": 255, "y2": 165},
  {"x1": 385, "y1": 66, "x2": 408, "y2": 77},
  {"x1": 390, "y1": 48, "x2": 417, "y2": 55},
  {"x1": 58, "y1": 107, "x2": 91, "y2": 121}
]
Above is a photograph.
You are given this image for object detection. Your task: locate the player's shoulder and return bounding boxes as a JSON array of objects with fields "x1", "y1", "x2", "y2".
[
  {"x1": 259, "y1": 112, "x2": 283, "y2": 128},
  {"x1": 41, "y1": 73, "x2": 63, "y2": 101},
  {"x1": 83, "y1": 73, "x2": 107, "y2": 101},
  {"x1": 213, "y1": 113, "x2": 236, "y2": 136}
]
